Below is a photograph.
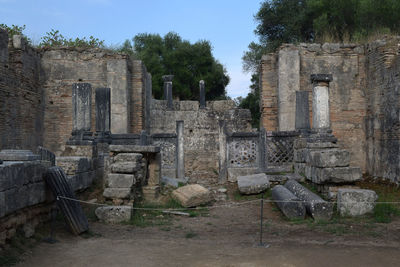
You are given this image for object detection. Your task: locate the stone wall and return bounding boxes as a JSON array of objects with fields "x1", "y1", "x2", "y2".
[
  {"x1": 41, "y1": 49, "x2": 149, "y2": 155},
  {"x1": 0, "y1": 30, "x2": 44, "y2": 151},
  {"x1": 365, "y1": 38, "x2": 400, "y2": 183},
  {"x1": 260, "y1": 43, "x2": 367, "y2": 172},
  {"x1": 149, "y1": 99, "x2": 253, "y2": 184}
]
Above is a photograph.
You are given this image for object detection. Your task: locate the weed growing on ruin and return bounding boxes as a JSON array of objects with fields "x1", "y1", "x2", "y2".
[{"x1": 373, "y1": 203, "x2": 400, "y2": 223}]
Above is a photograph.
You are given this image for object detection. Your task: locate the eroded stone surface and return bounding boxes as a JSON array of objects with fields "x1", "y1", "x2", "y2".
[
  {"x1": 271, "y1": 185, "x2": 306, "y2": 219},
  {"x1": 95, "y1": 206, "x2": 131, "y2": 224},
  {"x1": 337, "y1": 189, "x2": 377, "y2": 216},
  {"x1": 172, "y1": 184, "x2": 213, "y2": 207},
  {"x1": 237, "y1": 173, "x2": 270, "y2": 195}
]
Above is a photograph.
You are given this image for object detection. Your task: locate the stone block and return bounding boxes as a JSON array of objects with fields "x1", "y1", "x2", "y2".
[
  {"x1": 293, "y1": 138, "x2": 307, "y2": 149},
  {"x1": 95, "y1": 206, "x2": 131, "y2": 224},
  {"x1": 294, "y1": 149, "x2": 308, "y2": 163},
  {"x1": 161, "y1": 176, "x2": 188, "y2": 188},
  {"x1": 111, "y1": 162, "x2": 140, "y2": 173},
  {"x1": 12, "y1": 35, "x2": 26, "y2": 49},
  {"x1": 311, "y1": 167, "x2": 362, "y2": 184},
  {"x1": 267, "y1": 173, "x2": 304, "y2": 183},
  {"x1": 172, "y1": 184, "x2": 213, "y2": 207},
  {"x1": 103, "y1": 188, "x2": 131, "y2": 199},
  {"x1": 0, "y1": 150, "x2": 40, "y2": 161},
  {"x1": 56, "y1": 156, "x2": 91, "y2": 175},
  {"x1": 107, "y1": 173, "x2": 135, "y2": 188},
  {"x1": 309, "y1": 149, "x2": 350, "y2": 167},
  {"x1": 227, "y1": 167, "x2": 258, "y2": 182},
  {"x1": 284, "y1": 180, "x2": 333, "y2": 220},
  {"x1": 271, "y1": 185, "x2": 306, "y2": 219},
  {"x1": 237, "y1": 173, "x2": 270, "y2": 195},
  {"x1": 113, "y1": 153, "x2": 143, "y2": 163},
  {"x1": 337, "y1": 189, "x2": 377, "y2": 216},
  {"x1": 109, "y1": 145, "x2": 160, "y2": 153}
]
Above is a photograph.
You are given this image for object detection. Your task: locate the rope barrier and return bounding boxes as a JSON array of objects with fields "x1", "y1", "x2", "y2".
[{"x1": 56, "y1": 195, "x2": 400, "y2": 211}]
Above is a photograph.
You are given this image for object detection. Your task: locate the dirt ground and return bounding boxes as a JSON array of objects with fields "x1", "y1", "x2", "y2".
[{"x1": 15, "y1": 194, "x2": 400, "y2": 267}]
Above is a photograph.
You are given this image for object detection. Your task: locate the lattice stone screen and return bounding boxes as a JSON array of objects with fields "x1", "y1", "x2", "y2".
[
  {"x1": 151, "y1": 134, "x2": 177, "y2": 169},
  {"x1": 264, "y1": 131, "x2": 299, "y2": 167},
  {"x1": 227, "y1": 133, "x2": 259, "y2": 168}
]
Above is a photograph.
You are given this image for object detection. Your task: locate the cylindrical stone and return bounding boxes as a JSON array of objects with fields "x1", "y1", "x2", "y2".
[
  {"x1": 95, "y1": 87, "x2": 111, "y2": 133},
  {"x1": 199, "y1": 80, "x2": 206, "y2": 109},
  {"x1": 284, "y1": 179, "x2": 333, "y2": 220},
  {"x1": 295, "y1": 91, "x2": 310, "y2": 131},
  {"x1": 72, "y1": 83, "x2": 92, "y2": 133},
  {"x1": 271, "y1": 185, "x2": 306, "y2": 219},
  {"x1": 311, "y1": 74, "x2": 332, "y2": 131},
  {"x1": 176, "y1": 121, "x2": 185, "y2": 179},
  {"x1": 162, "y1": 75, "x2": 174, "y2": 100},
  {"x1": 166, "y1": 82, "x2": 173, "y2": 110}
]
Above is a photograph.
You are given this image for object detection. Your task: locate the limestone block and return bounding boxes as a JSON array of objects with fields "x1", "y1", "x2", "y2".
[
  {"x1": 271, "y1": 185, "x2": 306, "y2": 219},
  {"x1": 56, "y1": 156, "x2": 91, "y2": 175},
  {"x1": 267, "y1": 173, "x2": 304, "y2": 183},
  {"x1": 0, "y1": 150, "x2": 40, "y2": 161},
  {"x1": 337, "y1": 189, "x2": 377, "y2": 216},
  {"x1": 293, "y1": 138, "x2": 307, "y2": 149},
  {"x1": 306, "y1": 142, "x2": 339, "y2": 149},
  {"x1": 111, "y1": 162, "x2": 140, "y2": 173},
  {"x1": 309, "y1": 149, "x2": 350, "y2": 167},
  {"x1": 311, "y1": 167, "x2": 362, "y2": 184},
  {"x1": 95, "y1": 206, "x2": 131, "y2": 224},
  {"x1": 12, "y1": 35, "x2": 26, "y2": 49},
  {"x1": 172, "y1": 184, "x2": 213, "y2": 207},
  {"x1": 237, "y1": 173, "x2": 270, "y2": 195},
  {"x1": 227, "y1": 167, "x2": 258, "y2": 182},
  {"x1": 107, "y1": 173, "x2": 135, "y2": 188},
  {"x1": 109, "y1": 145, "x2": 160, "y2": 153},
  {"x1": 113, "y1": 153, "x2": 142, "y2": 163},
  {"x1": 294, "y1": 149, "x2": 308, "y2": 163},
  {"x1": 103, "y1": 188, "x2": 131, "y2": 199}
]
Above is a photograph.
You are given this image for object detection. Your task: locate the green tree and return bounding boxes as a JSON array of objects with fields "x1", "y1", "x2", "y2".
[{"x1": 128, "y1": 32, "x2": 229, "y2": 100}]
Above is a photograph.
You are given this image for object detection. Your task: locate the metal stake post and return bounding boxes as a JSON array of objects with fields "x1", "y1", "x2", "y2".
[{"x1": 258, "y1": 192, "x2": 270, "y2": 248}]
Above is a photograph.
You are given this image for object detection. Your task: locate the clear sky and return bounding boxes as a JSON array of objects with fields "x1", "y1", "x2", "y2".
[{"x1": 0, "y1": 0, "x2": 262, "y2": 98}]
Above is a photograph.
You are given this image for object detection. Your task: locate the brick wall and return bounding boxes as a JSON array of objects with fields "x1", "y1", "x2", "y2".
[
  {"x1": 260, "y1": 43, "x2": 367, "y2": 172},
  {"x1": 0, "y1": 30, "x2": 44, "y2": 151}
]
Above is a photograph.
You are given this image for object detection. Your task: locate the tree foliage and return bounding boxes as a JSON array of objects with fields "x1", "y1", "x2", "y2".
[
  {"x1": 0, "y1": 24, "x2": 31, "y2": 43},
  {"x1": 241, "y1": 0, "x2": 400, "y2": 128},
  {"x1": 125, "y1": 32, "x2": 229, "y2": 100}
]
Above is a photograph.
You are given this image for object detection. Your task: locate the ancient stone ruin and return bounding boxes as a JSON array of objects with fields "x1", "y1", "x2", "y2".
[{"x1": 1, "y1": 27, "x2": 400, "y2": 244}]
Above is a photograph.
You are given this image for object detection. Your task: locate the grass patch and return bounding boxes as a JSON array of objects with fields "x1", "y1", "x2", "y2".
[{"x1": 373, "y1": 203, "x2": 400, "y2": 223}]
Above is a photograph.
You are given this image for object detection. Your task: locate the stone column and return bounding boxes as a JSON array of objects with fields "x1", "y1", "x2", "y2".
[
  {"x1": 176, "y1": 121, "x2": 185, "y2": 179},
  {"x1": 71, "y1": 83, "x2": 92, "y2": 138},
  {"x1": 278, "y1": 46, "x2": 300, "y2": 131},
  {"x1": 311, "y1": 74, "x2": 332, "y2": 131},
  {"x1": 162, "y1": 75, "x2": 174, "y2": 100},
  {"x1": 95, "y1": 88, "x2": 111, "y2": 141},
  {"x1": 218, "y1": 120, "x2": 227, "y2": 183},
  {"x1": 199, "y1": 80, "x2": 206, "y2": 109},
  {"x1": 166, "y1": 82, "x2": 173, "y2": 110},
  {"x1": 295, "y1": 91, "x2": 311, "y2": 134},
  {"x1": 259, "y1": 127, "x2": 266, "y2": 171}
]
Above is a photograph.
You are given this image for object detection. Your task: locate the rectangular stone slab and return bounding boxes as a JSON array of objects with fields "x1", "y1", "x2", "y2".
[
  {"x1": 308, "y1": 149, "x2": 350, "y2": 167},
  {"x1": 237, "y1": 173, "x2": 270, "y2": 195},
  {"x1": 311, "y1": 167, "x2": 362, "y2": 184}
]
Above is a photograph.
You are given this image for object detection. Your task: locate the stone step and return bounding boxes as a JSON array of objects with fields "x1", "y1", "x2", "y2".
[
  {"x1": 106, "y1": 173, "x2": 136, "y2": 188},
  {"x1": 111, "y1": 162, "x2": 140, "y2": 173},
  {"x1": 113, "y1": 153, "x2": 142, "y2": 163}
]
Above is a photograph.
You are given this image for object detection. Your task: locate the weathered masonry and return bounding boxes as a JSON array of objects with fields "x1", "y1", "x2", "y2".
[{"x1": 260, "y1": 38, "x2": 400, "y2": 183}]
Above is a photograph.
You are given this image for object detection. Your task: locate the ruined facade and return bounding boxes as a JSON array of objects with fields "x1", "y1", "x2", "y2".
[{"x1": 260, "y1": 38, "x2": 400, "y2": 183}]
